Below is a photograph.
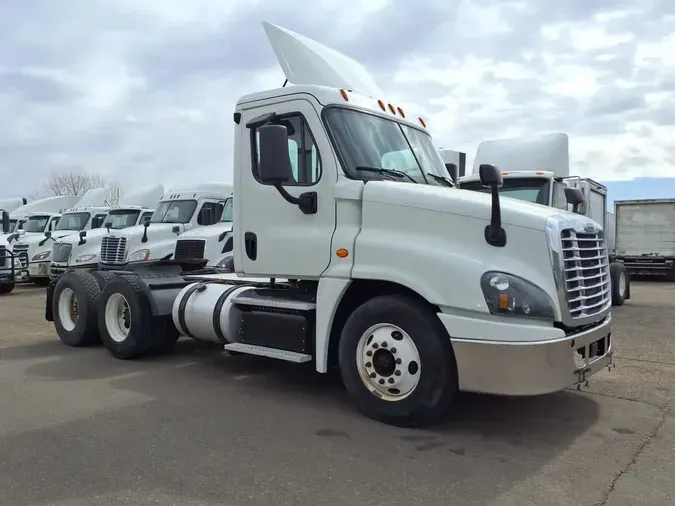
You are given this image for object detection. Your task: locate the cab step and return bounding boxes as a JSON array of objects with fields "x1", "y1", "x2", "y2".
[
  {"x1": 232, "y1": 294, "x2": 316, "y2": 311},
  {"x1": 223, "y1": 343, "x2": 312, "y2": 363}
]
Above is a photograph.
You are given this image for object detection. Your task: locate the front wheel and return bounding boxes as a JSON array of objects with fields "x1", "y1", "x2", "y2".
[
  {"x1": 338, "y1": 294, "x2": 458, "y2": 427},
  {"x1": 610, "y1": 262, "x2": 628, "y2": 306},
  {"x1": 0, "y1": 282, "x2": 15, "y2": 294}
]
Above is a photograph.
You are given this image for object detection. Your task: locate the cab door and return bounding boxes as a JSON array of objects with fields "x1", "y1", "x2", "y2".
[{"x1": 235, "y1": 96, "x2": 336, "y2": 279}]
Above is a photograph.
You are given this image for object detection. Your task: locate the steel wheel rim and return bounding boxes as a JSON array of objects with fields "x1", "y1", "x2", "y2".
[{"x1": 105, "y1": 293, "x2": 131, "y2": 343}]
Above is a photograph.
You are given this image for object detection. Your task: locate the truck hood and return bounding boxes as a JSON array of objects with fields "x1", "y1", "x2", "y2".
[
  {"x1": 112, "y1": 222, "x2": 186, "y2": 240},
  {"x1": 178, "y1": 223, "x2": 233, "y2": 240},
  {"x1": 362, "y1": 181, "x2": 565, "y2": 231}
]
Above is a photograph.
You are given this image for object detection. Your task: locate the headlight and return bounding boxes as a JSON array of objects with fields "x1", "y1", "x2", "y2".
[
  {"x1": 32, "y1": 251, "x2": 50, "y2": 261},
  {"x1": 75, "y1": 254, "x2": 97, "y2": 263},
  {"x1": 215, "y1": 255, "x2": 234, "y2": 272},
  {"x1": 128, "y1": 249, "x2": 150, "y2": 262},
  {"x1": 480, "y1": 271, "x2": 555, "y2": 320}
]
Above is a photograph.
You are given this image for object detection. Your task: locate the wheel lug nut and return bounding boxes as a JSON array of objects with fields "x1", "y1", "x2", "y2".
[
  {"x1": 394, "y1": 370, "x2": 401, "y2": 376},
  {"x1": 388, "y1": 378, "x2": 394, "y2": 384},
  {"x1": 365, "y1": 362, "x2": 372, "y2": 368},
  {"x1": 366, "y1": 350, "x2": 372, "y2": 356},
  {"x1": 396, "y1": 358, "x2": 402, "y2": 364},
  {"x1": 390, "y1": 347, "x2": 397, "y2": 353},
  {"x1": 378, "y1": 379, "x2": 385, "y2": 385},
  {"x1": 370, "y1": 373, "x2": 376, "y2": 378},
  {"x1": 381, "y1": 342, "x2": 388, "y2": 348},
  {"x1": 372, "y1": 343, "x2": 378, "y2": 349}
]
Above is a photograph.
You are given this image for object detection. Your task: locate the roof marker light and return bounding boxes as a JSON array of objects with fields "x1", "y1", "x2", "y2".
[
  {"x1": 397, "y1": 106, "x2": 405, "y2": 117},
  {"x1": 340, "y1": 89, "x2": 349, "y2": 101},
  {"x1": 419, "y1": 117, "x2": 426, "y2": 127},
  {"x1": 388, "y1": 104, "x2": 396, "y2": 114},
  {"x1": 377, "y1": 100, "x2": 386, "y2": 111}
]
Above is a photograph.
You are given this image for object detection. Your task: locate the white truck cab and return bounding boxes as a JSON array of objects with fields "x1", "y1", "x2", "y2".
[
  {"x1": 172, "y1": 194, "x2": 234, "y2": 270},
  {"x1": 17, "y1": 188, "x2": 111, "y2": 285},
  {"x1": 0, "y1": 197, "x2": 28, "y2": 237},
  {"x1": 458, "y1": 133, "x2": 629, "y2": 305},
  {"x1": 46, "y1": 22, "x2": 614, "y2": 428},
  {"x1": 0, "y1": 209, "x2": 17, "y2": 294},
  {"x1": 98, "y1": 182, "x2": 232, "y2": 268},
  {"x1": 49, "y1": 185, "x2": 165, "y2": 279}
]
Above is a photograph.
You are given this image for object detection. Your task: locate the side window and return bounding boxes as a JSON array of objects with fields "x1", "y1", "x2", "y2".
[
  {"x1": 252, "y1": 114, "x2": 322, "y2": 186},
  {"x1": 49, "y1": 218, "x2": 59, "y2": 231},
  {"x1": 93, "y1": 214, "x2": 107, "y2": 228},
  {"x1": 551, "y1": 182, "x2": 568, "y2": 211},
  {"x1": 140, "y1": 212, "x2": 153, "y2": 225},
  {"x1": 198, "y1": 202, "x2": 219, "y2": 225}
]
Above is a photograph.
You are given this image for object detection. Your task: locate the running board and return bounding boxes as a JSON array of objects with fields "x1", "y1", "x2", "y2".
[{"x1": 223, "y1": 343, "x2": 312, "y2": 363}]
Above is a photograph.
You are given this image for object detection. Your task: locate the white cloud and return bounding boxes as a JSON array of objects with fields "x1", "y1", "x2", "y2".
[{"x1": 0, "y1": 0, "x2": 673, "y2": 198}]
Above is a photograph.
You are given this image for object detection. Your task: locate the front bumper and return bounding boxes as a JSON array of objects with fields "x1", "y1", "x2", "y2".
[
  {"x1": 28, "y1": 260, "x2": 51, "y2": 279},
  {"x1": 438, "y1": 313, "x2": 613, "y2": 396},
  {"x1": 50, "y1": 262, "x2": 97, "y2": 279}
]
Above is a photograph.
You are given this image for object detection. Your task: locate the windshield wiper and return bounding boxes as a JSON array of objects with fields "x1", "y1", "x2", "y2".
[
  {"x1": 426, "y1": 172, "x2": 455, "y2": 187},
  {"x1": 355, "y1": 166, "x2": 418, "y2": 183}
]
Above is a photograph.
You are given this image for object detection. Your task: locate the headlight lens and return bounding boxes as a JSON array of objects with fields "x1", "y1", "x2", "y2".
[
  {"x1": 215, "y1": 255, "x2": 234, "y2": 272},
  {"x1": 480, "y1": 271, "x2": 555, "y2": 320},
  {"x1": 32, "y1": 251, "x2": 50, "y2": 261},
  {"x1": 75, "y1": 254, "x2": 97, "y2": 263},
  {"x1": 128, "y1": 249, "x2": 150, "y2": 262}
]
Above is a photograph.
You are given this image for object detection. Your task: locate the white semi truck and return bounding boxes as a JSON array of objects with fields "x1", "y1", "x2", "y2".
[
  {"x1": 0, "y1": 197, "x2": 28, "y2": 236},
  {"x1": 457, "y1": 133, "x2": 630, "y2": 306},
  {"x1": 614, "y1": 199, "x2": 675, "y2": 281},
  {"x1": 17, "y1": 188, "x2": 111, "y2": 285},
  {"x1": 172, "y1": 194, "x2": 235, "y2": 271},
  {"x1": 0, "y1": 209, "x2": 18, "y2": 294},
  {"x1": 96, "y1": 182, "x2": 232, "y2": 269},
  {"x1": 46, "y1": 22, "x2": 614, "y2": 427},
  {"x1": 49, "y1": 185, "x2": 165, "y2": 279}
]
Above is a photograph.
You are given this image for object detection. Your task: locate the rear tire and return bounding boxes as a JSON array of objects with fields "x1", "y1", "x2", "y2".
[
  {"x1": 0, "y1": 282, "x2": 15, "y2": 294},
  {"x1": 610, "y1": 262, "x2": 627, "y2": 306},
  {"x1": 52, "y1": 271, "x2": 102, "y2": 346},
  {"x1": 98, "y1": 275, "x2": 177, "y2": 359},
  {"x1": 338, "y1": 294, "x2": 458, "y2": 427}
]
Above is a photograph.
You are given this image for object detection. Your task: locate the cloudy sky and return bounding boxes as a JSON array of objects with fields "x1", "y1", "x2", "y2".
[{"x1": 1, "y1": 0, "x2": 673, "y2": 199}]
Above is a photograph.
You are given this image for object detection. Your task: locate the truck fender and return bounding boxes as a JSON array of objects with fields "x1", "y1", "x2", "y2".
[{"x1": 314, "y1": 277, "x2": 351, "y2": 373}]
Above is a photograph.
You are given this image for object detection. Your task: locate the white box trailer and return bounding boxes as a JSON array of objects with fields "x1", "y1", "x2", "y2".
[{"x1": 614, "y1": 199, "x2": 675, "y2": 280}]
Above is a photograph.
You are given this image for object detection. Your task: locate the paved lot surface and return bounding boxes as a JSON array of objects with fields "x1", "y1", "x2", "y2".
[{"x1": 1, "y1": 281, "x2": 674, "y2": 505}]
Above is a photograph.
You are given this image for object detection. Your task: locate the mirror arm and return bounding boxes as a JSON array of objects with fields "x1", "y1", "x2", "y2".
[
  {"x1": 273, "y1": 184, "x2": 318, "y2": 215},
  {"x1": 484, "y1": 187, "x2": 507, "y2": 247}
]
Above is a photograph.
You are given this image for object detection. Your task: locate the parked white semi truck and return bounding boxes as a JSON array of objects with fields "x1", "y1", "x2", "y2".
[
  {"x1": 46, "y1": 22, "x2": 614, "y2": 427},
  {"x1": 17, "y1": 188, "x2": 111, "y2": 285},
  {"x1": 96, "y1": 182, "x2": 232, "y2": 269},
  {"x1": 49, "y1": 185, "x2": 165, "y2": 279},
  {"x1": 0, "y1": 197, "x2": 28, "y2": 236},
  {"x1": 3, "y1": 195, "x2": 81, "y2": 280},
  {"x1": 457, "y1": 133, "x2": 630, "y2": 306},
  {"x1": 0, "y1": 209, "x2": 18, "y2": 294},
  {"x1": 172, "y1": 194, "x2": 235, "y2": 271},
  {"x1": 614, "y1": 198, "x2": 675, "y2": 281}
]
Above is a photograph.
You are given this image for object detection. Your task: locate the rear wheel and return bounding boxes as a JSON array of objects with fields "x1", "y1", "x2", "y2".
[
  {"x1": 98, "y1": 275, "x2": 178, "y2": 359},
  {"x1": 52, "y1": 271, "x2": 102, "y2": 346},
  {"x1": 338, "y1": 294, "x2": 458, "y2": 427}
]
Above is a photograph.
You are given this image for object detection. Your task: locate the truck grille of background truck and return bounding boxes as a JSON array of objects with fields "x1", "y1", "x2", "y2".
[
  {"x1": 12, "y1": 244, "x2": 28, "y2": 268},
  {"x1": 100, "y1": 236, "x2": 128, "y2": 265},
  {"x1": 52, "y1": 243, "x2": 73, "y2": 264},
  {"x1": 174, "y1": 239, "x2": 206, "y2": 260},
  {"x1": 0, "y1": 246, "x2": 7, "y2": 269},
  {"x1": 561, "y1": 229, "x2": 611, "y2": 318}
]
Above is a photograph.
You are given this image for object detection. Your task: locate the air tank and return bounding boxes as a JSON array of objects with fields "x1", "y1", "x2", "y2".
[{"x1": 172, "y1": 282, "x2": 254, "y2": 344}]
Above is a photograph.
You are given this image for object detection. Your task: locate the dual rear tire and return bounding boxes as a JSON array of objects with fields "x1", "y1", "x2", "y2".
[{"x1": 52, "y1": 271, "x2": 178, "y2": 358}]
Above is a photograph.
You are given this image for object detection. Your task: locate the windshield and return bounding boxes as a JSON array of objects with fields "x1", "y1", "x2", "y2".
[
  {"x1": 104, "y1": 209, "x2": 141, "y2": 229},
  {"x1": 461, "y1": 177, "x2": 551, "y2": 205},
  {"x1": 323, "y1": 107, "x2": 449, "y2": 184},
  {"x1": 24, "y1": 215, "x2": 50, "y2": 233},
  {"x1": 220, "y1": 197, "x2": 233, "y2": 223},
  {"x1": 54, "y1": 212, "x2": 90, "y2": 231},
  {"x1": 150, "y1": 200, "x2": 197, "y2": 224}
]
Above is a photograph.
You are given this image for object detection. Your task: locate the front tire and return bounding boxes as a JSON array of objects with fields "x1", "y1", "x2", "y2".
[
  {"x1": 0, "y1": 282, "x2": 15, "y2": 294},
  {"x1": 610, "y1": 262, "x2": 627, "y2": 306},
  {"x1": 338, "y1": 294, "x2": 458, "y2": 427}
]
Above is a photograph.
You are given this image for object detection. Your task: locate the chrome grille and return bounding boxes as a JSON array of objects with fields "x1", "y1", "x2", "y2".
[
  {"x1": 174, "y1": 239, "x2": 206, "y2": 260},
  {"x1": 0, "y1": 246, "x2": 7, "y2": 268},
  {"x1": 52, "y1": 243, "x2": 73, "y2": 263},
  {"x1": 13, "y1": 244, "x2": 28, "y2": 268},
  {"x1": 561, "y1": 229, "x2": 611, "y2": 319},
  {"x1": 100, "y1": 236, "x2": 127, "y2": 265}
]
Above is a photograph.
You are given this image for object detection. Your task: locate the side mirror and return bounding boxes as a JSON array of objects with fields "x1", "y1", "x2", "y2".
[
  {"x1": 103, "y1": 221, "x2": 112, "y2": 229},
  {"x1": 44, "y1": 231, "x2": 52, "y2": 239},
  {"x1": 172, "y1": 225, "x2": 180, "y2": 235},
  {"x1": 0, "y1": 211, "x2": 9, "y2": 234},
  {"x1": 78, "y1": 230, "x2": 87, "y2": 246},
  {"x1": 479, "y1": 164, "x2": 503, "y2": 188},
  {"x1": 258, "y1": 124, "x2": 293, "y2": 184},
  {"x1": 478, "y1": 164, "x2": 506, "y2": 247},
  {"x1": 564, "y1": 187, "x2": 584, "y2": 213},
  {"x1": 199, "y1": 207, "x2": 214, "y2": 225},
  {"x1": 445, "y1": 163, "x2": 458, "y2": 184}
]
